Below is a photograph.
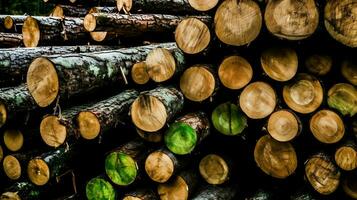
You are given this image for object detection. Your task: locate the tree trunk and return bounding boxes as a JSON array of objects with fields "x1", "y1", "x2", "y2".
[
  {"x1": 50, "y1": 5, "x2": 88, "y2": 17},
  {"x1": 335, "y1": 140, "x2": 357, "y2": 171},
  {"x1": 267, "y1": 109, "x2": 302, "y2": 142},
  {"x1": 76, "y1": 89, "x2": 139, "y2": 140},
  {"x1": 1, "y1": 15, "x2": 27, "y2": 33},
  {"x1": 199, "y1": 154, "x2": 232, "y2": 185},
  {"x1": 123, "y1": 189, "x2": 159, "y2": 200},
  {"x1": 191, "y1": 185, "x2": 237, "y2": 200},
  {"x1": 131, "y1": 86, "x2": 184, "y2": 132},
  {"x1": 26, "y1": 42, "x2": 177, "y2": 108},
  {"x1": 0, "y1": 32, "x2": 22, "y2": 47},
  {"x1": 22, "y1": 16, "x2": 89, "y2": 47},
  {"x1": 43, "y1": 0, "x2": 116, "y2": 6},
  {"x1": 88, "y1": 7, "x2": 118, "y2": 13},
  {"x1": 86, "y1": 176, "x2": 116, "y2": 200},
  {"x1": 327, "y1": 83, "x2": 357, "y2": 117},
  {"x1": 1, "y1": 181, "x2": 41, "y2": 200},
  {"x1": 165, "y1": 111, "x2": 210, "y2": 155}
]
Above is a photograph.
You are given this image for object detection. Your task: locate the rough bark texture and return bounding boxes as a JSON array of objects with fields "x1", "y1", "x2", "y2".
[
  {"x1": 246, "y1": 189, "x2": 275, "y2": 200},
  {"x1": 0, "y1": 32, "x2": 22, "y2": 47},
  {"x1": 56, "y1": 104, "x2": 89, "y2": 139},
  {"x1": 128, "y1": 0, "x2": 201, "y2": 14},
  {"x1": 89, "y1": 7, "x2": 118, "y2": 13},
  {"x1": 50, "y1": 5, "x2": 88, "y2": 17},
  {"x1": 124, "y1": 189, "x2": 159, "y2": 200},
  {"x1": 43, "y1": 0, "x2": 116, "y2": 6},
  {"x1": 175, "y1": 111, "x2": 210, "y2": 144},
  {"x1": 191, "y1": 185, "x2": 237, "y2": 200},
  {"x1": 1, "y1": 181, "x2": 41, "y2": 200}
]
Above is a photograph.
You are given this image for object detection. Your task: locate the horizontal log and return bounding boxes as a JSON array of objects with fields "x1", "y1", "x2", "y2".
[
  {"x1": 341, "y1": 59, "x2": 357, "y2": 86},
  {"x1": 88, "y1": 6, "x2": 118, "y2": 14},
  {"x1": 0, "y1": 15, "x2": 27, "y2": 32},
  {"x1": 43, "y1": 0, "x2": 116, "y2": 6},
  {"x1": 50, "y1": 5, "x2": 88, "y2": 17},
  {"x1": 86, "y1": 176, "x2": 116, "y2": 200},
  {"x1": 267, "y1": 109, "x2": 301, "y2": 142},
  {"x1": 0, "y1": 32, "x2": 22, "y2": 47},
  {"x1": 327, "y1": 83, "x2": 357, "y2": 117},
  {"x1": 123, "y1": 188, "x2": 159, "y2": 200},
  {"x1": 3, "y1": 129, "x2": 24, "y2": 152},
  {"x1": 335, "y1": 140, "x2": 357, "y2": 171},
  {"x1": 191, "y1": 185, "x2": 237, "y2": 200},
  {"x1": 3, "y1": 151, "x2": 39, "y2": 180},
  {"x1": 1, "y1": 181, "x2": 41, "y2": 200},
  {"x1": 199, "y1": 154, "x2": 232, "y2": 185}
]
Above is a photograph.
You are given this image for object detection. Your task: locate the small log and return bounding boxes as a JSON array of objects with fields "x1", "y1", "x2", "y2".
[
  {"x1": 0, "y1": 181, "x2": 41, "y2": 200},
  {"x1": 2, "y1": 15, "x2": 27, "y2": 32},
  {"x1": 199, "y1": 154, "x2": 232, "y2": 185},
  {"x1": 265, "y1": 0, "x2": 319, "y2": 40},
  {"x1": 191, "y1": 185, "x2": 237, "y2": 200},
  {"x1": 123, "y1": 189, "x2": 159, "y2": 200},
  {"x1": 267, "y1": 109, "x2": 301, "y2": 142},
  {"x1": 260, "y1": 47, "x2": 298, "y2": 82},
  {"x1": 26, "y1": 42, "x2": 176, "y2": 108},
  {"x1": 164, "y1": 111, "x2": 210, "y2": 155},
  {"x1": 0, "y1": 33, "x2": 22, "y2": 47},
  {"x1": 327, "y1": 83, "x2": 357, "y2": 116},
  {"x1": 211, "y1": 102, "x2": 248, "y2": 136},
  {"x1": 86, "y1": 176, "x2": 116, "y2": 200},
  {"x1": 214, "y1": 0, "x2": 262, "y2": 46},
  {"x1": 3, "y1": 129, "x2": 24, "y2": 152},
  {"x1": 283, "y1": 73, "x2": 323, "y2": 114},
  {"x1": 341, "y1": 59, "x2": 357, "y2": 86},
  {"x1": 305, "y1": 54, "x2": 333, "y2": 76},
  {"x1": 342, "y1": 172, "x2": 357, "y2": 199},
  {"x1": 335, "y1": 141, "x2": 357, "y2": 171},
  {"x1": 310, "y1": 109, "x2": 345, "y2": 144},
  {"x1": 179, "y1": 64, "x2": 218, "y2": 102},
  {"x1": 325, "y1": 0, "x2": 357, "y2": 47},
  {"x1": 239, "y1": 82, "x2": 277, "y2": 119},
  {"x1": 3, "y1": 151, "x2": 38, "y2": 180},
  {"x1": 305, "y1": 153, "x2": 341, "y2": 195},
  {"x1": 50, "y1": 5, "x2": 88, "y2": 17},
  {"x1": 76, "y1": 89, "x2": 139, "y2": 140},
  {"x1": 218, "y1": 55, "x2": 253, "y2": 90},
  {"x1": 131, "y1": 62, "x2": 150, "y2": 85},
  {"x1": 136, "y1": 128, "x2": 163, "y2": 143},
  {"x1": 254, "y1": 135, "x2": 298, "y2": 179},
  {"x1": 130, "y1": 86, "x2": 184, "y2": 132}
]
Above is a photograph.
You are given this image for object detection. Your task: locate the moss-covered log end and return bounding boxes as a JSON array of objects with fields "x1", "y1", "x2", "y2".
[
  {"x1": 165, "y1": 122, "x2": 197, "y2": 155},
  {"x1": 105, "y1": 152, "x2": 138, "y2": 186},
  {"x1": 86, "y1": 177, "x2": 116, "y2": 200}
]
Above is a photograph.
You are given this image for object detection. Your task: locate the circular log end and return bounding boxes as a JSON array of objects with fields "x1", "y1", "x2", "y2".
[
  {"x1": 188, "y1": 0, "x2": 219, "y2": 11},
  {"x1": 27, "y1": 158, "x2": 50, "y2": 186},
  {"x1": 219, "y1": 56, "x2": 253, "y2": 89},
  {"x1": 343, "y1": 174, "x2": 357, "y2": 199},
  {"x1": 283, "y1": 73, "x2": 323, "y2": 114},
  {"x1": 214, "y1": 0, "x2": 262, "y2": 46},
  {"x1": 254, "y1": 135, "x2": 297, "y2": 179},
  {"x1": 165, "y1": 122, "x2": 197, "y2": 155},
  {"x1": 310, "y1": 110, "x2": 345, "y2": 144},
  {"x1": 131, "y1": 62, "x2": 150, "y2": 85},
  {"x1": 211, "y1": 102, "x2": 247, "y2": 136},
  {"x1": 84, "y1": 14, "x2": 97, "y2": 32},
  {"x1": 105, "y1": 152, "x2": 138, "y2": 186},
  {"x1": 22, "y1": 16, "x2": 40, "y2": 47},
  {"x1": 335, "y1": 146, "x2": 357, "y2": 171},
  {"x1": 3, "y1": 155, "x2": 21, "y2": 180},
  {"x1": 86, "y1": 177, "x2": 116, "y2": 200},
  {"x1": 0, "y1": 192, "x2": 21, "y2": 200},
  {"x1": 239, "y1": 82, "x2": 276, "y2": 119},
  {"x1": 180, "y1": 65, "x2": 215, "y2": 102},
  {"x1": 157, "y1": 176, "x2": 189, "y2": 200},
  {"x1": 131, "y1": 95, "x2": 167, "y2": 132},
  {"x1": 4, "y1": 16, "x2": 14, "y2": 30},
  {"x1": 145, "y1": 151, "x2": 175, "y2": 183},
  {"x1": 77, "y1": 111, "x2": 101, "y2": 140},
  {"x1": 0, "y1": 103, "x2": 7, "y2": 128},
  {"x1": 90, "y1": 32, "x2": 108, "y2": 42},
  {"x1": 305, "y1": 154, "x2": 340, "y2": 195},
  {"x1": 117, "y1": 0, "x2": 133, "y2": 12},
  {"x1": 199, "y1": 154, "x2": 229, "y2": 185},
  {"x1": 27, "y1": 57, "x2": 59, "y2": 108},
  {"x1": 327, "y1": 83, "x2": 357, "y2": 116},
  {"x1": 136, "y1": 128, "x2": 163, "y2": 143},
  {"x1": 260, "y1": 47, "x2": 298, "y2": 81},
  {"x1": 40, "y1": 116, "x2": 67, "y2": 148},
  {"x1": 341, "y1": 60, "x2": 357, "y2": 86},
  {"x1": 175, "y1": 18, "x2": 210, "y2": 54},
  {"x1": 146, "y1": 48, "x2": 176, "y2": 82},
  {"x1": 4, "y1": 129, "x2": 23, "y2": 152},
  {"x1": 268, "y1": 110, "x2": 299, "y2": 142},
  {"x1": 305, "y1": 54, "x2": 332, "y2": 76},
  {"x1": 51, "y1": 5, "x2": 64, "y2": 17}
]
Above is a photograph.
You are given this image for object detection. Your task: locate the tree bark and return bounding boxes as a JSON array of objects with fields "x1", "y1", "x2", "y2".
[
  {"x1": 43, "y1": 0, "x2": 116, "y2": 7},
  {"x1": 88, "y1": 7, "x2": 118, "y2": 13},
  {"x1": 123, "y1": 188, "x2": 159, "y2": 200},
  {"x1": 191, "y1": 185, "x2": 237, "y2": 200},
  {"x1": 0, "y1": 32, "x2": 22, "y2": 47},
  {"x1": 50, "y1": 5, "x2": 88, "y2": 17},
  {"x1": 246, "y1": 189, "x2": 275, "y2": 200},
  {"x1": 335, "y1": 140, "x2": 357, "y2": 171},
  {"x1": 1, "y1": 181, "x2": 41, "y2": 200}
]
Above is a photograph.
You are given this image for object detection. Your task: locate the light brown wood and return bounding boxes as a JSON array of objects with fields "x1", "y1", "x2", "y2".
[
  {"x1": 27, "y1": 158, "x2": 50, "y2": 186},
  {"x1": 180, "y1": 65, "x2": 215, "y2": 102},
  {"x1": 27, "y1": 57, "x2": 59, "y2": 108},
  {"x1": 0, "y1": 192, "x2": 21, "y2": 200},
  {"x1": 90, "y1": 32, "x2": 109, "y2": 42},
  {"x1": 4, "y1": 129, "x2": 24, "y2": 152},
  {"x1": 77, "y1": 111, "x2": 101, "y2": 140},
  {"x1": 83, "y1": 14, "x2": 96, "y2": 32},
  {"x1": 335, "y1": 146, "x2": 357, "y2": 171},
  {"x1": 267, "y1": 110, "x2": 300, "y2": 142},
  {"x1": 0, "y1": 103, "x2": 7, "y2": 128},
  {"x1": 40, "y1": 116, "x2": 67, "y2": 148},
  {"x1": 146, "y1": 48, "x2": 176, "y2": 82},
  {"x1": 175, "y1": 18, "x2": 210, "y2": 54},
  {"x1": 51, "y1": 5, "x2": 64, "y2": 17},
  {"x1": 199, "y1": 154, "x2": 229, "y2": 185},
  {"x1": 145, "y1": 151, "x2": 175, "y2": 183},
  {"x1": 188, "y1": 0, "x2": 219, "y2": 11},
  {"x1": 310, "y1": 110, "x2": 345, "y2": 144},
  {"x1": 260, "y1": 47, "x2": 298, "y2": 81},
  {"x1": 254, "y1": 135, "x2": 297, "y2": 179},
  {"x1": 283, "y1": 73, "x2": 323, "y2": 114},
  {"x1": 117, "y1": 0, "x2": 132, "y2": 13},
  {"x1": 131, "y1": 62, "x2": 150, "y2": 85},
  {"x1": 3, "y1": 155, "x2": 21, "y2": 180},
  {"x1": 157, "y1": 176, "x2": 189, "y2": 200},
  {"x1": 341, "y1": 60, "x2": 357, "y2": 86},
  {"x1": 305, "y1": 54, "x2": 332, "y2": 76},
  {"x1": 218, "y1": 56, "x2": 253, "y2": 90},
  {"x1": 239, "y1": 82, "x2": 276, "y2": 119},
  {"x1": 4, "y1": 16, "x2": 14, "y2": 30},
  {"x1": 214, "y1": 0, "x2": 262, "y2": 46},
  {"x1": 22, "y1": 16, "x2": 40, "y2": 47},
  {"x1": 131, "y1": 96, "x2": 167, "y2": 132}
]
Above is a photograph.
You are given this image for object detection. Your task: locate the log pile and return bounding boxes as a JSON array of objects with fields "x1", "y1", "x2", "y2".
[{"x1": 0, "y1": 0, "x2": 357, "y2": 199}]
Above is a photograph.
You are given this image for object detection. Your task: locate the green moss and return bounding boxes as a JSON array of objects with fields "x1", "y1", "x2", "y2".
[
  {"x1": 211, "y1": 102, "x2": 248, "y2": 136},
  {"x1": 105, "y1": 152, "x2": 138, "y2": 186},
  {"x1": 328, "y1": 89, "x2": 357, "y2": 116},
  {"x1": 86, "y1": 177, "x2": 116, "y2": 200},
  {"x1": 165, "y1": 122, "x2": 197, "y2": 155}
]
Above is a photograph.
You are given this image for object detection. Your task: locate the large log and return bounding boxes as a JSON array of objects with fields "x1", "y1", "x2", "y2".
[
  {"x1": 3, "y1": 129, "x2": 24, "y2": 152},
  {"x1": 0, "y1": 32, "x2": 22, "y2": 47},
  {"x1": 26, "y1": 42, "x2": 177, "y2": 108},
  {"x1": 0, "y1": 181, "x2": 41, "y2": 200},
  {"x1": 50, "y1": 5, "x2": 88, "y2": 17},
  {"x1": 327, "y1": 83, "x2": 357, "y2": 116},
  {"x1": 191, "y1": 185, "x2": 237, "y2": 200},
  {"x1": 86, "y1": 176, "x2": 116, "y2": 200}
]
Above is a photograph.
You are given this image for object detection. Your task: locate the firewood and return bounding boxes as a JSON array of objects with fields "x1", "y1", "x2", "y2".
[
  {"x1": 341, "y1": 59, "x2": 357, "y2": 86},
  {"x1": 50, "y1": 5, "x2": 88, "y2": 17},
  {"x1": 131, "y1": 62, "x2": 150, "y2": 85},
  {"x1": 86, "y1": 176, "x2": 116, "y2": 200},
  {"x1": 199, "y1": 154, "x2": 232, "y2": 185},
  {"x1": 0, "y1": 33, "x2": 22, "y2": 47},
  {"x1": 267, "y1": 109, "x2": 301, "y2": 142},
  {"x1": 335, "y1": 141, "x2": 357, "y2": 171},
  {"x1": 3, "y1": 151, "x2": 38, "y2": 181},
  {"x1": 305, "y1": 54, "x2": 333, "y2": 76},
  {"x1": 327, "y1": 83, "x2": 357, "y2": 116},
  {"x1": 3, "y1": 129, "x2": 24, "y2": 152}
]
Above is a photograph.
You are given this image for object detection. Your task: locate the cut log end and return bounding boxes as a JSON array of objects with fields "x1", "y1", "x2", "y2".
[
  {"x1": 4, "y1": 16, "x2": 14, "y2": 30},
  {"x1": 180, "y1": 65, "x2": 215, "y2": 102},
  {"x1": 117, "y1": 0, "x2": 132, "y2": 13},
  {"x1": 260, "y1": 47, "x2": 298, "y2": 82},
  {"x1": 131, "y1": 62, "x2": 150, "y2": 85},
  {"x1": 343, "y1": 174, "x2": 357, "y2": 199},
  {"x1": 22, "y1": 16, "x2": 40, "y2": 47},
  {"x1": 239, "y1": 82, "x2": 276, "y2": 119},
  {"x1": 157, "y1": 176, "x2": 189, "y2": 200},
  {"x1": 268, "y1": 110, "x2": 299, "y2": 142},
  {"x1": 188, "y1": 0, "x2": 219, "y2": 11},
  {"x1": 4, "y1": 129, "x2": 24, "y2": 152},
  {"x1": 328, "y1": 83, "x2": 357, "y2": 117},
  {"x1": 0, "y1": 192, "x2": 21, "y2": 200},
  {"x1": 254, "y1": 135, "x2": 297, "y2": 179},
  {"x1": 131, "y1": 95, "x2": 167, "y2": 132},
  {"x1": 175, "y1": 18, "x2": 210, "y2": 54},
  {"x1": 218, "y1": 56, "x2": 253, "y2": 90},
  {"x1": 145, "y1": 48, "x2": 176, "y2": 82},
  {"x1": 341, "y1": 60, "x2": 357, "y2": 86},
  {"x1": 105, "y1": 152, "x2": 138, "y2": 186},
  {"x1": 90, "y1": 32, "x2": 108, "y2": 42},
  {"x1": 199, "y1": 154, "x2": 229, "y2": 185},
  {"x1": 335, "y1": 146, "x2": 357, "y2": 171},
  {"x1": 51, "y1": 5, "x2": 64, "y2": 17},
  {"x1": 0, "y1": 103, "x2": 7, "y2": 128},
  {"x1": 305, "y1": 54, "x2": 332, "y2": 76},
  {"x1": 40, "y1": 116, "x2": 67, "y2": 148},
  {"x1": 84, "y1": 14, "x2": 97, "y2": 32},
  {"x1": 145, "y1": 151, "x2": 175, "y2": 183},
  {"x1": 164, "y1": 122, "x2": 197, "y2": 155},
  {"x1": 27, "y1": 57, "x2": 59, "y2": 108},
  {"x1": 3, "y1": 155, "x2": 21, "y2": 180},
  {"x1": 27, "y1": 158, "x2": 50, "y2": 186},
  {"x1": 77, "y1": 111, "x2": 101, "y2": 140},
  {"x1": 86, "y1": 177, "x2": 116, "y2": 200}
]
